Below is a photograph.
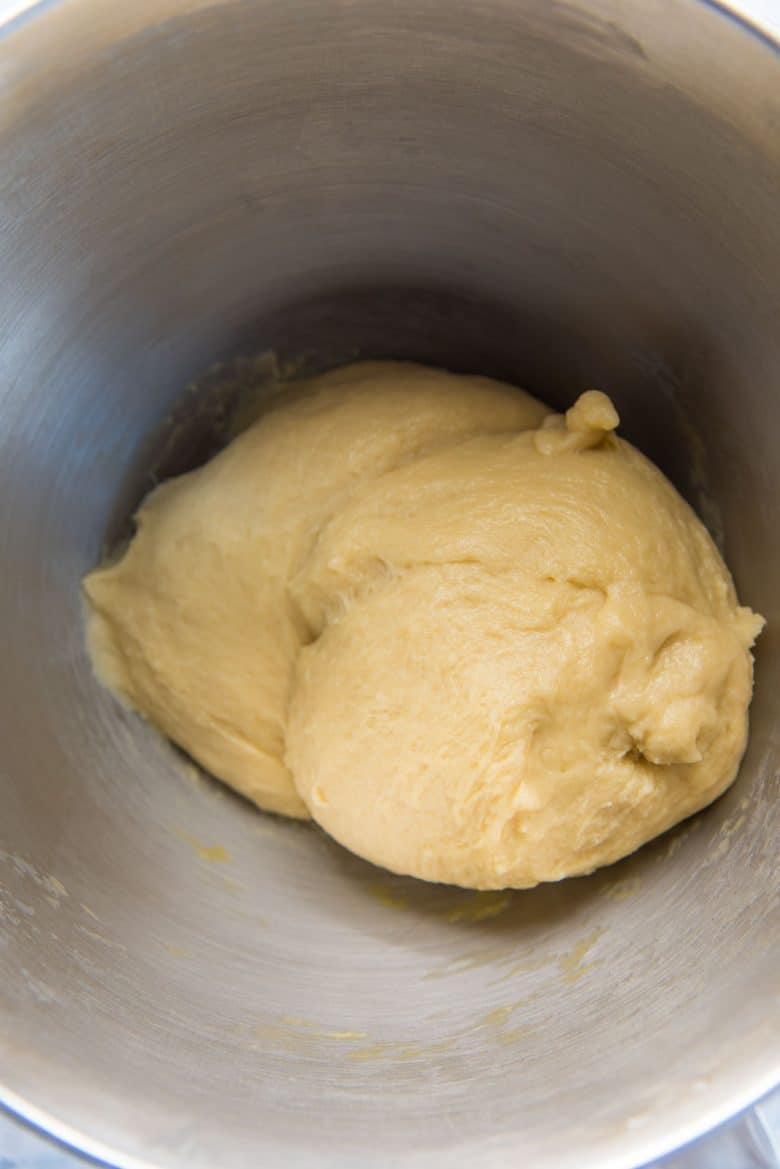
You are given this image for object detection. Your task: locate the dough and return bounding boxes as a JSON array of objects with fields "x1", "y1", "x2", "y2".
[{"x1": 84, "y1": 361, "x2": 763, "y2": 888}]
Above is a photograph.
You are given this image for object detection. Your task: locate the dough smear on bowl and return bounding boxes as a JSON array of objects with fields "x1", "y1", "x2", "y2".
[{"x1": 84, "y1": 361, "x2": 763, "y2": 888}]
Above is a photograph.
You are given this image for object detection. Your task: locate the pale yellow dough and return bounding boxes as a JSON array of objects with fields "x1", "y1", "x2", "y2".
[{"x1": 84, "y1": 361, "x2": 763, "y2": 888}]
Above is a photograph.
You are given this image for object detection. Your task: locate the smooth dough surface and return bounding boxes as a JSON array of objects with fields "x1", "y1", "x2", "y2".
[{"x1": 84, "y1": 361, "x2": 763, "y2": 888}]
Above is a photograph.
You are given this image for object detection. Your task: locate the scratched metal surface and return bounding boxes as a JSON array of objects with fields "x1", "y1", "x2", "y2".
[
  {"x1": 1, "y1": 1083, "x2": 779, "y2": 1167},
  {"x1": 0, "y1": 2, "x2": 778, "y2": 1169}
]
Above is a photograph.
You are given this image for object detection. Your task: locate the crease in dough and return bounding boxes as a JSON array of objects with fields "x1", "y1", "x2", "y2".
[{"x1": 84, "y1": 363, "x2": 763, "y2": 887}]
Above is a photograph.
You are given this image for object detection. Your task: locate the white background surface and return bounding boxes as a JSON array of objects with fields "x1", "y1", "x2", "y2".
[{"x1": 733, "y1": 0, "x2": 780, "y2": 36}]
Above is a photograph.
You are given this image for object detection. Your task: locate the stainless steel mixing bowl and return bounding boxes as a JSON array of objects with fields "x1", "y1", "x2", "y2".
[{"x1": 0, "y1": 2, "x2": 777, "y2": 1167}]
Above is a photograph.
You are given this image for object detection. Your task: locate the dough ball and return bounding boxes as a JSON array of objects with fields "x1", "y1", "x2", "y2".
[
  {"x1": 84, "y1": 364, "x2": 763, "y2": 888},
  {"x1": 288, "y1": 392, "x2": 762, "y2": 887}
]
